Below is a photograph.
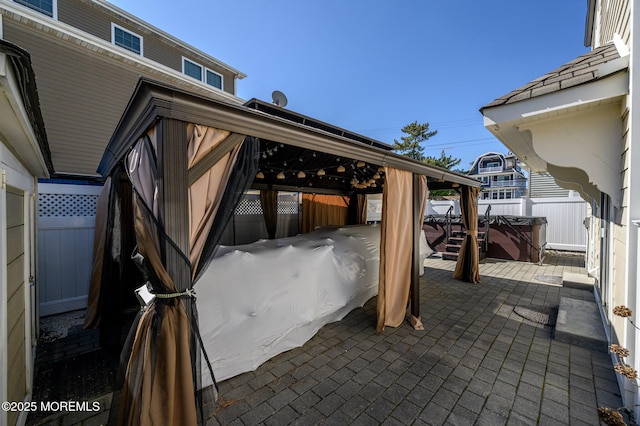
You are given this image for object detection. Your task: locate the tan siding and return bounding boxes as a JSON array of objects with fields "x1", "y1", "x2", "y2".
[
  {"x1": 58, "y1": 0, "x2": 236, "y2": 93},
  {"x1": 7, "y1": 253, "x2": 24, "y2": 303},
  {"x1": 58, "y1": 0, "x2": 110, "y2": 41},
  {"x1": 597, "y1": 0, "x2": 631, "y2": 46},
  {"x1": 610, "y1": 99, "x2": 629, "y2": 352},
  {"x1": 6, "y1": 225, "x2": 24, "y2": 264},
  {"x1": 5, "y1": 21, "x2": 142, "y2": 175},
  {"x1": 6, "y1": 189, "x2": 26, "y2": 411},
  {"x1": 3, "y1": 17, "x2": 240, "y2": 175}
]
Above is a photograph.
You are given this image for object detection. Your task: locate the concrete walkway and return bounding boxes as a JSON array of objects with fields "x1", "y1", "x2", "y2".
[{"x1": 30, "y1": 252, "x2": 623, "y2": 425}]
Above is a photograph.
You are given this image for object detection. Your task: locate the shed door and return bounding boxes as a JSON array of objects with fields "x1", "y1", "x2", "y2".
[{"x1": 6, "y1": 186, "x2": 26, "y2": 425}]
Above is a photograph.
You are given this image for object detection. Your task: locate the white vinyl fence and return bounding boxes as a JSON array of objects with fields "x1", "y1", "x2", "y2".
[
  {"x1": 429, "y1": 196, "x2": 588, "y2": 252},
  {"x1": 37, "y1": 183, "x2": 103, "y2": 316}
]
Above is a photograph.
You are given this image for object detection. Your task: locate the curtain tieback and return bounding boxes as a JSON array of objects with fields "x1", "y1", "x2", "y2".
[
  {"x1": 466, "y1": 229, "x2": 478, "y2": 237},
  {"x1": 153, "y1": 288, "x2": 196, "y2": 299}
]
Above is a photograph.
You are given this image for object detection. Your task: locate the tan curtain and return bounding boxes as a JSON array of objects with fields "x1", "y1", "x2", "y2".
[
  {"x1": 260, "y1": 189, "x2": 278, "y2": 239},
  {"x1": 188, "y1": 124, "x2": 243, "y2": 279},
  {"x1": 121, "y1": 300, "x2": 194, "y2": 424},
  {"x1": 453, "y1": 186, "x2": 482, "y2": 283},
  {"x1": 120, "y1": 126, "x2": 197, "y2": 425},
  {"x1": 84, "y1": 177, "x2": 111, "y2": 329},
  {"x1": 301, "y1": 193, "x2": 350, "y2": 233},
  {"x1": 118, "y1": 123, "x2": 254, "y2": 425},
  {"x1": 376, "y1": 168, "x2": 414, "y2": 333},
  {"x1": 348, "y1": 193, "x2": 367, "y2": 225}
]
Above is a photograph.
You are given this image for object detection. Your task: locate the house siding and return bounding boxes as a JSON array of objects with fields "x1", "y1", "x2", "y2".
[
  {"x1": 58, "y1": 0, "x2": 111, "y2": 41},
  {"x1": 529, "y1": 172, "x2": 571, "y2": 198},
  {"x1": 57, "y1": 0, "x2": 237, "y2": 94},
  {"x1": 596, "y1": 0, "x2": 630, "y2": 47},
  {"x1": 1, "y1": 4, "x2": 243, "y2": 175},
  {"x1": 5, "y1": 19, "x2": 141, "y2": 175},
  {"x1": 610, "y1": 97, "x2": 629, "y2": 382},
  {"x1": 6, "y1": 188, "x2": 26, "y2": 426}
]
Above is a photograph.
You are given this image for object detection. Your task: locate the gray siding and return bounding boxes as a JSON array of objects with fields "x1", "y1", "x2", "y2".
[{"x1": 529, "y1": 172, "x2": 570, "y2": 198}]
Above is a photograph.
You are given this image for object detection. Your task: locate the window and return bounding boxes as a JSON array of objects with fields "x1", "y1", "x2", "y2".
[
  {"x1": 205, "y1": 69, "x2": 223, "y2": 89},
  {"x1": 13, "y1": 0, "x2": 56, "y2": 18},
  {"x1": 111, "y1": 23, "x2": 142, "y2": 55},
  {"x1": 183, "y1": 58, "x2": 203, "y2": 81},
  {"x1": 182, "y1": 58, "x2": 224, "y2": 90}
]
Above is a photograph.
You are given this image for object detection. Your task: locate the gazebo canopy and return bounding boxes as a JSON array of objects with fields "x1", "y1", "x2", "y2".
[
  {"x1": 99, "y1": 79, "x2": 479, "y2": 193},
  {"x1": 94, "y1": 78, "x2": 482, "y2": 425}
]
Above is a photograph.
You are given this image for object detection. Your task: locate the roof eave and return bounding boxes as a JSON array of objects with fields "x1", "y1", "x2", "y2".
[{"x1": 100, "y1": 79, "x2": 480, "y2": 190}]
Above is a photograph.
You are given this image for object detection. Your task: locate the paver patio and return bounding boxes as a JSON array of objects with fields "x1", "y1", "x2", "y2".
[{"x1": 30, "y1": 252, "x2": 624, "y2": 425}]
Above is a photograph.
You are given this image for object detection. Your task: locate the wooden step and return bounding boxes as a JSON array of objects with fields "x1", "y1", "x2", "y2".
[
  {"x1": 448, "y1": 237, "x2": 485, "y2": 244},
  {"x1": 445, "y1": 244, "x2": 462, "y2": 252},
  {"x1": 442, "y1": 251, "x2": 460, "y2": 260}
]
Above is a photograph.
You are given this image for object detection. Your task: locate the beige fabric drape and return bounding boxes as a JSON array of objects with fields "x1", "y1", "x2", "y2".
[
  {"x1": 453, "y1": 186, "x2": 481, "y2": 283},
  {"x1": 376, "y1": 168, "x2": 415, "y2": 333},
  {"x1": 301, "y1": 193, "x2": 350, "y2": 233},
  {"x1": 120, "y1": 126, "x2": 197, "y2": 425},
  {"x1": 260, "y1": 189, "x2": 278, "y2": 239},
  {"x1": 120, "y1": 278, "x2": 195, "y2": 425},
  {"x1": 84, "y1": 177, "x2": 111, "y2": 329},
  {"x1": 119, "y1": 124, "x2": 248, "y2": 425},
  {"x1": 188, "y1": 124, "x2": 243, "y2": 279}
]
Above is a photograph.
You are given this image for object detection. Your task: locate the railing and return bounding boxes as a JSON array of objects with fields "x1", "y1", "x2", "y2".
[
  {"x1": 445, "y1": 205, "x2": 454, "y2": 240},
  {"x1": 484, "y1": 180, "x2": 527, "y2": 188},
  {"x1": 483, "y1": 204, "x2": 491, "y2": 253},
  {"x1": 478, "y1": 166, "x2": 503, "y2": 173}
]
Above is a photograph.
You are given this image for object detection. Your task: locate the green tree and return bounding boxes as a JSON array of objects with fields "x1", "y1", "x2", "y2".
[
  {"x1": 392, "y1": 121, "x2": 437, "y2": 160},
  {"x1": 424, "y1": 150, "x2": 461, "y2": 170},
  {"x1": 394, "y1": 121, "x2": 464, "y2": 199}
]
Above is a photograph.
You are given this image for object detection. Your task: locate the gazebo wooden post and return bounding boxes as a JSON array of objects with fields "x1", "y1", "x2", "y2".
[
  {"x1": 158, "y1": 118, "x2": 190, "y2": 288},
  {"x1": 410, "y1": 173, "x2": 421, "y2": 320},
  {"x1": 158, "y1": 117, "x2": 199, "y2": 398}
]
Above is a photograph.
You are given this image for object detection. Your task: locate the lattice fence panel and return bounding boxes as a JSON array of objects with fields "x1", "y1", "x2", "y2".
[{"x1": 39, "y1": 193, "x2": 99, "y2": 217}]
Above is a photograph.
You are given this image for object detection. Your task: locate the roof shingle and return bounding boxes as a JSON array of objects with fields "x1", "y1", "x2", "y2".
[{"x1": 481, "y1": 43, "x2": 622, "y2": 110}]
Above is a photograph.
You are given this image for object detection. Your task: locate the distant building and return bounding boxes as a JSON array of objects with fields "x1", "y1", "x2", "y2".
[
  {"x1": 468, "y1": 152, "x2": 527, "y2": 200},
  {"x1": 523, "y1": 168, "x2": 578, "y2": 198}
]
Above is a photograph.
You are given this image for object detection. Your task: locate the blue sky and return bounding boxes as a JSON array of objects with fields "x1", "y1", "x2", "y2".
[{"x1": 108, "y1": 0, "x2": 589, "y2": 170}]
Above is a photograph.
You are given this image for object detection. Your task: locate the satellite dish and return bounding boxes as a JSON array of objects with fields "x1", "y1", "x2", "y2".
[{"x1": 272, "y1": 90, "x2": 288, "y2": 107}]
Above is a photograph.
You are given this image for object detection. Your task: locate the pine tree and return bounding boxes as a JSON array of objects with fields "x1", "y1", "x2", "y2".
[
  {"x1": 424, "y1": 150, "x2": 461, "y2": 170},
  {"x1": 392, "y1": 121, "x2": 437, "y2": 160}
]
